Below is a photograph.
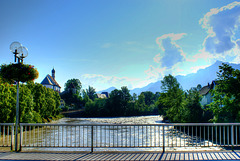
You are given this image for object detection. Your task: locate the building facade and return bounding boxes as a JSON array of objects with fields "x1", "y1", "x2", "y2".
[{"x1": 41, "y1": 68, "x2": 61, "y2": 93}]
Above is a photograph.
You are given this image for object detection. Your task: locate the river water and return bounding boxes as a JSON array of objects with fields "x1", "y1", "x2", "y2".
[{"x1": 23, "y1": 116, "x2": 222, "y2": 152}]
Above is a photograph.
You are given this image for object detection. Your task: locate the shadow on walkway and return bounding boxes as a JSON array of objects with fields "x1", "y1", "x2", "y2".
[{"x1": 1, "y1": 151, "x2": 240, "y2": 160}]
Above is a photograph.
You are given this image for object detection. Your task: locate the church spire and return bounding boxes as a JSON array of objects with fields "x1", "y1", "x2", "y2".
[{"x1": 52, "y1": 68, "x2": 55, "y2": 79}]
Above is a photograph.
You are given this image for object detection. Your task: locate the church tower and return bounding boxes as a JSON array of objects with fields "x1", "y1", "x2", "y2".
[{"x1": 52, "y1": 68, "x2": 55, "y2": 79}]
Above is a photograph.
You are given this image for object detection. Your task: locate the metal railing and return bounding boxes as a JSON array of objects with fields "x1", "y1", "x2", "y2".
[
  {"x1": 18, "y1": 123, "x2": 240, "y2": 152},
  {"x1": 0, "y1": 123, "x2": 15, "y2": 150}
]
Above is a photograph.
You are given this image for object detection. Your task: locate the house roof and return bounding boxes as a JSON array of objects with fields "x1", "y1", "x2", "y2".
[
  {"x1": 199, "y1": 81, "x2": 215, "y2": 96},
  {"x1": 41, "y1": 74, "x2": 61, "y2": 88},
  {"x1": 199, "y1": 86, "x2": 211, "y2": 95}
]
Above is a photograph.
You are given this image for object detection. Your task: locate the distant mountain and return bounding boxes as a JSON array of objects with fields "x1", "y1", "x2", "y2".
[
  {"x1": 97, "y1": 87, "x2": 117, "y2": 94},
  {"x1": 130, "y1": 61, "x2": 240, "y2": 95}
]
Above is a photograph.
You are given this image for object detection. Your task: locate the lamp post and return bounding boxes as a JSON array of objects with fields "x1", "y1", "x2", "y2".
[{"x1": 9, "y1": 41, "x2": 28, "y2": 151}]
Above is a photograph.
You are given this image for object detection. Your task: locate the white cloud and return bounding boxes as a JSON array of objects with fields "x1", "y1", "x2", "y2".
[
  {"x1": 153, "y1": 53, "x2": 161, "y2": 63},
  {"x1": 81, "y1": 74, "x2": 140, "y2": 91},
  {"x1": 199, "y1": 1, "x2": 240, "y2": 54},
  {"x1": 155, "y1": 33, "x2": 186, "y2": 69}
]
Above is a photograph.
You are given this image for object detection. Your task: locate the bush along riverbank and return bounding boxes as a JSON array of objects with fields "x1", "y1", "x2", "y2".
[{"x1": 0, "y1": 81, "x2": 62, "y2": 123}]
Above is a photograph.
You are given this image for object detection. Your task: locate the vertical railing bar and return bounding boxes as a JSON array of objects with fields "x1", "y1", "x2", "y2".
[
  {"x1": 184, "y1": 126, "x2": 186, "y2": 147},
  {"x1": 7, "y1": 126, "x2": 9, "y2": 147},
  {"x1": 66, "y1": 126, "x2": 68, "y2": 147},
  {"x1": 204, "y1": 126, "x2": 205, "y2": 147},
  {"x1": 231, "y1": 125, "x2": 234, "y2": 147},
  {"x1": 192, "y1": 126, "x2": 193, "y2": 147},
  {"x1": 224, "y1": 126, "x2": 225, "y2": 146},
  {"x1": 208, "y1": 126, "x2": 209, "y2": 147},
  {"x1": 104, "y1": 126, "x2": 106, "y2": 147},
  {"x1": 113, "y1": 126, "x2": 114, "y2": 147},
  {"x1": 142, "y1": 126, "x2": 143, "y2": 147},
  {"x1": 130, "y1": 126, "x2": 131, "y2": 147},
  {"x1": 134, "y1": 126, "x2": 136, "y2": 147},
  {"x1": 235, "y1": 126, "x2": 237, "y2": 146},
  {"x1": 220, "y1": 126, "x2": 221, "y2": 146},
  {"x1": 188, "y1": 126, "x2": 189, "y2": 147},
  {"x1": 91, "y1": 126, "x2": 93, "y2": 152},
  {"x1": 62, "y1": 126, "x2": 64, "y2": 147},
  {"x1": 49, "y1": 126, "x2": 51, "y2": 147},
  {"x1": 116, "y1": 126, "x2": 118, "y2": 147},
  {"x1": 3, "y1": 126, "x2": 5, "y2": 146},
  {"x1": 41, "y1": 126, "x2": 43, "y2": 147},
  {"x1": 79, "y1": 126, "x2": 81, "y2": 147},
  {"x1": 154, "y1": 126, "x2": 157, "y2": 147},
  {"x1": 70, "y1": 126, "x2": 72, "y2": 147},
  {"x1": 216, "y1": 126, "x2": 217, "y2": 147},
  {"x1": 212, "y1": 126, "x2": 214, "y2": 146},
  {"x1": 29, "y1": 126, "x2": 31, "y2": 147},
  {"x1": 196, "y1": 126, "x2": 197, "y2": 147},
  {"x1": 126, "y1": 126, "x2": 128, "y2": 147},
  {"x1": 109, "y1": 126, "x2": 110, "y2": 147},
  {"x1": 11, "y1": 125, "x2": 14, "y2": 150},
  {"x1": 58, "y1": 126, "x2": 59, "y2": 147},
  {"x1": 75, "y1": 126, "x2": 76, "y2": 147},
  {"x1": 0, "y1": 126, "x2": 1, "y2": 146},
  {"x1": 163, "y1": 125, "x2": 165, "y2": 152},
  {"x1": 37, "y1": 126, "x2": 39, "y2": 147},
  {"x1": 200, "y1": 126, "x2": 201, "y2": 147},
  {"x1": 228, "y1": 126, "x2": 229, "y2": 146},
  {"x1": 180, "y1": 126, "x2": 181, "y2": 147},
  {"x1": 146, "y1": 126, "x2": 148, "y2": 147},
  {"x1": 172, "y1": 126, "x2": 174, "y2": 147},
  {"x1": 158, "y1": 126, "x2": 160, "y2": 147}
]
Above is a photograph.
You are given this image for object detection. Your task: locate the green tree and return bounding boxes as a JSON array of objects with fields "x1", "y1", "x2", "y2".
[
  {"x1": 184, "y1": 87, "x2": 204, "y2": 122},
  {"x1": 207, "y1": 63, "x2": 240, "y2": 122},
  {"x1": 157, "y1": 74, "x2": 185, "y2": 122},
  {"x1": 64, "y1": 79, "x2": 82, "y2": 95},
  {"x1": 86, "y1": 86, "x2": 96, "y2": 101}
]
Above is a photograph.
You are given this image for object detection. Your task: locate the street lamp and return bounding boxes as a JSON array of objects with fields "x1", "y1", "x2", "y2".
[{"x1": 9, "y1": 41, "x2": 28, "y2": 151}]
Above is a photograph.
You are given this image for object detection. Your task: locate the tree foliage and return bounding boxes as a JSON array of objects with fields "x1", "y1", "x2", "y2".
[
  {"x1": 61, "y1": 79, "x2": 83, "y2": 109},
  {"x1": 86, "y1": 86, "x2": 96, "y2": 101},
  {"x1": 0, "y1": 82, "x2": 61, "y2": 123},
  {"x1": 84, "y1": 86, "x2": 159, "y2": 117},
  {"x1": 207, "y1": 63, "x2": 240, "y2": 122},
  {"x1": 64, "y1": 78, "x2": 82, "y2": 95}
]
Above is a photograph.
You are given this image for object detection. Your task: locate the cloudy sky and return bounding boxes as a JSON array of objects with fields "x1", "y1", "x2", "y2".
[{"x1": 1, "y1": 0, "x2": 240, "y2": 91}]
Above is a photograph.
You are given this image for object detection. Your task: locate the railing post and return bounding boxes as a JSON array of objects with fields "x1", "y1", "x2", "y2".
[
  {"x1": 11, "y1": 125, "x2": 14, "y2": 151},
  {"x1": 231, "y1": 125, "x2": 234, "y2": 150},
  {"x1": 162, "y1": 125, "x2": 165, "y2": 153},
  {"x1": 91, "y1": 125, "x2": 94, "y2": 153}
]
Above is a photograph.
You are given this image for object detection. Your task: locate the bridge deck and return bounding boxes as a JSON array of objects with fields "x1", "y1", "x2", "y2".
[{"x1": 1, "y1": 151, "x2": 240, "y2": 160}]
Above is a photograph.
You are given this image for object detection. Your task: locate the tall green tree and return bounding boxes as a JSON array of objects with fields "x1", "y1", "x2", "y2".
[
  {"x1": 157, "y1": 74, "x2": 185, "y2": 122},
  {"x1": 207, "y1": 63, "x2": 240, "y2": 122}
]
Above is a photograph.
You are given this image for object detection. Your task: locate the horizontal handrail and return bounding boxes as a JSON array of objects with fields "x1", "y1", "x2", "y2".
[{"x1": 20, "y1": 123, "x2": 240, "y2": 126}]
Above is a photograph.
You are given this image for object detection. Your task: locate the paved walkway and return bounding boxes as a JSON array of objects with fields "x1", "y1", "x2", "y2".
[{"x1": 1, "y1": 151, "x2": 240, "y2": 160}]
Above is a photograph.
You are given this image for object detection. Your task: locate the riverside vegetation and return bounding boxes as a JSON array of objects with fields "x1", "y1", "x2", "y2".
[
  {"x1": 0, "y1": 80, "x2": 62, "y2": 123},
  {"x1": 62, "y1": 63, "x2": 240, "y2": 123},
  {"x1": 0, "y1": 63, "x2": 239, "y2": 123}
]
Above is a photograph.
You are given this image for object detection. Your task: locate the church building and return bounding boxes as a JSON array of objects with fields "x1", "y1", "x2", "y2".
[{"x1": 41, "y1": 68, "x2": 61, "y2": 93}]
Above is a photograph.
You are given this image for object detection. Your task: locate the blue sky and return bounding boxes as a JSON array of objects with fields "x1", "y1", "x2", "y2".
[{"x1": 1, "y1": 0, "x2": 240, "y2": 91}]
